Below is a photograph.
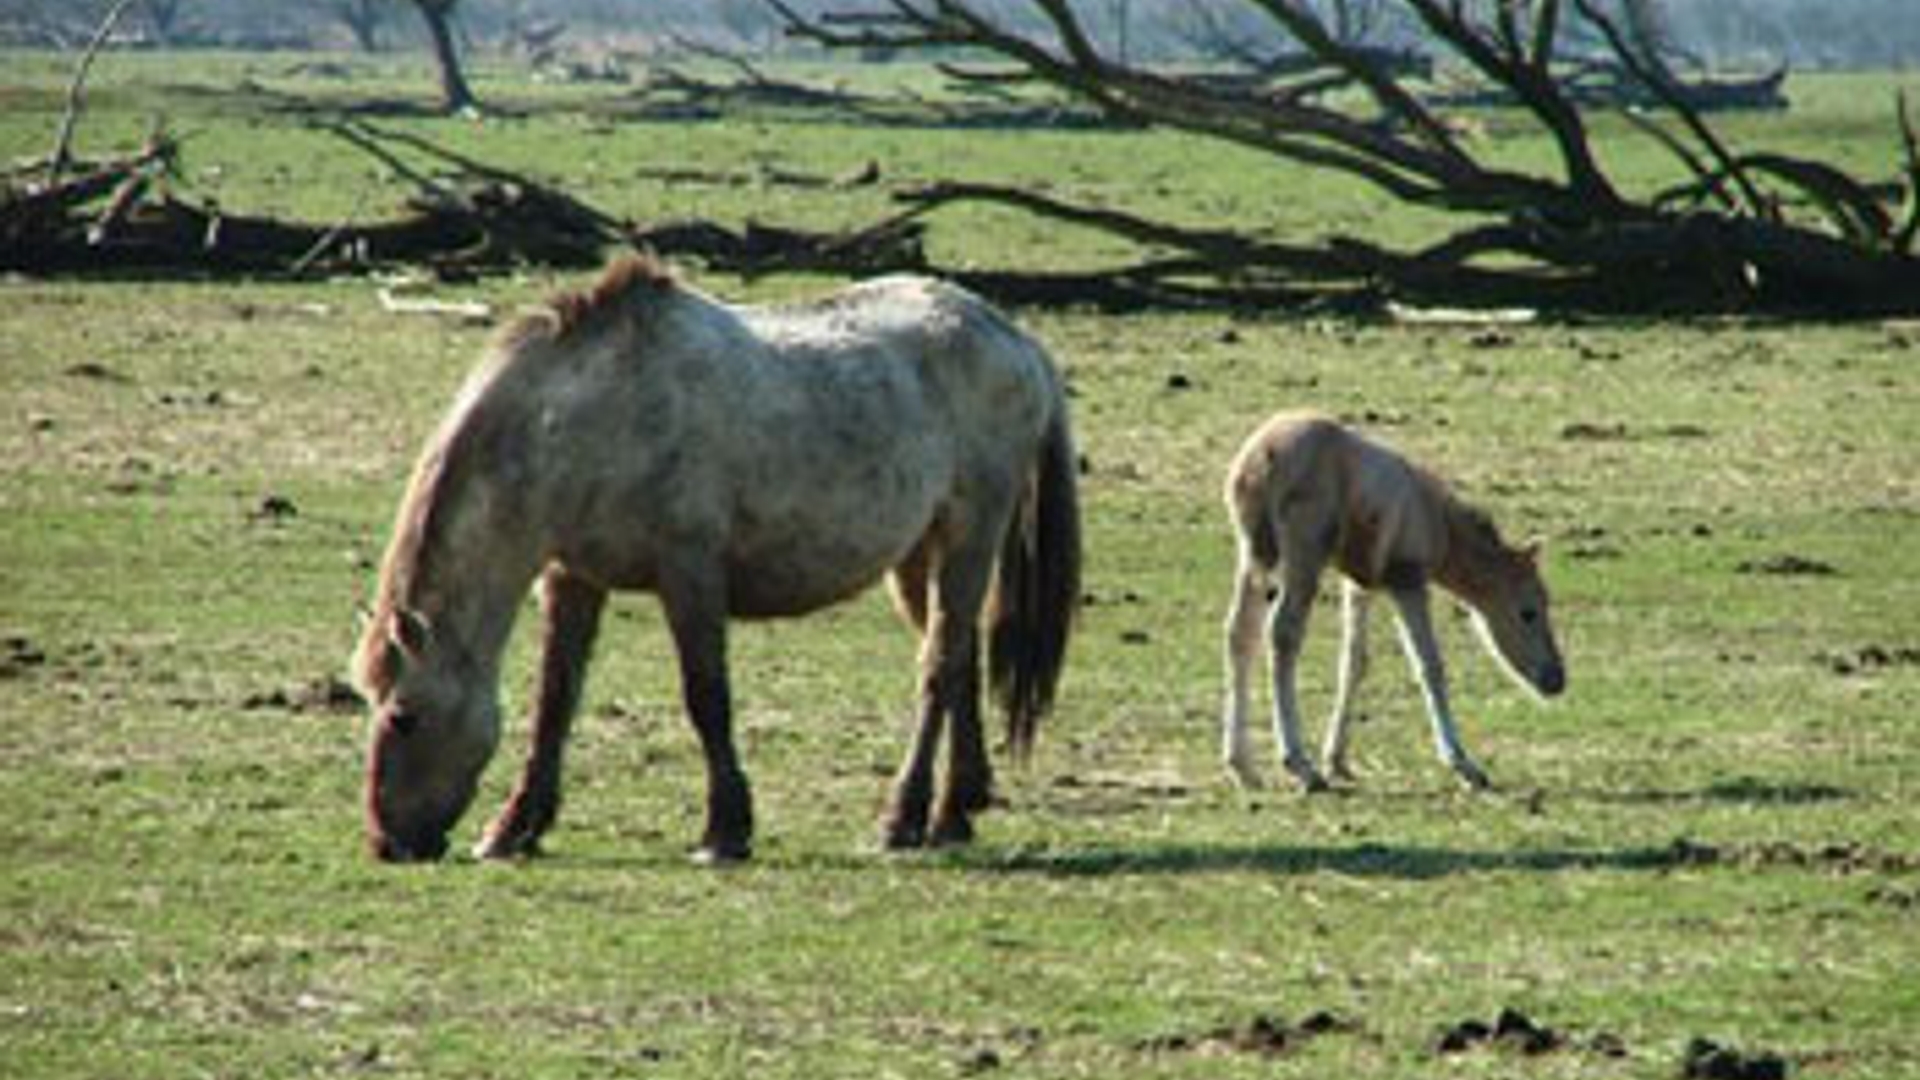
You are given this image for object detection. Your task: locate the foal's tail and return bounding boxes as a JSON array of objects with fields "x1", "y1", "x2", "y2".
[{"x1": 990, "y1": 401, "x2": 1082, "y2": 761}]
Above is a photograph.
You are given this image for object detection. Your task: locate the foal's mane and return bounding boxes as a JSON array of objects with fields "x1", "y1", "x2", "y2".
[
  {"x1": 354, "y1": 255, "x2": 680, "y2": 694},
  {"x1": 1438, "y1": 490, "x2": 1527, "y2": 601}
]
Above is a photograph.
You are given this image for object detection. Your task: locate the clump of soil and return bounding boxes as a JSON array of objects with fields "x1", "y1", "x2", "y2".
[
  {"x1": 1436, "y1": 1007, "x2": 1564, "y2": 1056},
  {"x1": 1, "y1": 635, "x2": 49, "y2": 679},
  {"x1": 1138, "y1": 1009, "x2": 1352, "y2": 1058},
  {"x1": 1681, "y1": 1037, "x2": 1788, "y2": 1080},
  {"x1": 1817, "y1": 644, "x2": 1920, "y2": 676},
  {"x1": 1736, "y1": 554, "x2": 1838, "y2": 576},
  {"x1": 242, "y1": 675, "x2": 363, "y2": 714}
]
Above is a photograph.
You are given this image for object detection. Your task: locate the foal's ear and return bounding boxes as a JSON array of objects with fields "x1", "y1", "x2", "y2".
[
  {"x1": 1521, "y1": 537, "x2": 1546, "y2": 567},
  {"x1": 389, "y1": 607, "x2": 433, "y2": 659}
]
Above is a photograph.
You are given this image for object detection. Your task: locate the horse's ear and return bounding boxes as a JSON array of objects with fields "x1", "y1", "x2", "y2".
[
  {"x1": 390, "y1": 607, "x2": 433, "y2": 659},
  {"x1": 1522, "y1": 537, "x2": 1545, "y2": 567}
]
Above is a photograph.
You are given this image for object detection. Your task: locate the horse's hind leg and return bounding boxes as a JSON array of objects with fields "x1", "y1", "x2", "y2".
[
  {"x1": 929, "y1": 533, "x2": 998, "y2": 846},
  {"x1": 1221, "y1": 547, "x2": 1270, "y2": 788},
  {"x1": 476, "y1": 568, "x2": 606, "y2": 860},
  {"x1": 882, "y1": 529, "x2": 994, "y2": 849},
  {"x1": 1387, "y1": 585, "x2": 1492, "y2": 791},
  {"x1": 1321, "y1": 579, "x2": 1371, "y2": 783}
]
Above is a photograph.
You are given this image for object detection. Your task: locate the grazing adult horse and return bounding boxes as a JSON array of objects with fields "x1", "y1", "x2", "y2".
[
  {"x1": 351, "y1": 256, "x2": 1080, "y2": 862},
  {"x1": 1220, "y1": 411, "x2": 1565, "y2": 792}
]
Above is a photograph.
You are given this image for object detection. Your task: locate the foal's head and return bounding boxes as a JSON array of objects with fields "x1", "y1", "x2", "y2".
[
  {"x1": 1456, "y1": 516, "x2": 1567, "y2": 699},
  {"x1": 353, "y1": 608, "x2": 500, "y2": 861}
]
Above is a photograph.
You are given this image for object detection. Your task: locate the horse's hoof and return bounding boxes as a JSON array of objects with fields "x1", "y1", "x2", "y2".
[
  {"x1": 472, "y1": 829, "x2": 541, "y2": 861},
  {"x1": 691, "y1": 841, "x2": 752, "y2": 866},
  {"x1": 879, "y1": 821, "x2": 927, "y2": 852},
  {"x1": 928, "y1": 813, "x2": 974, "y2": 847}
]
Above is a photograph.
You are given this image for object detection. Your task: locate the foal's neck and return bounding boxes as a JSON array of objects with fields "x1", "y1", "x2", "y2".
[{"x1": 1432, "y1": 497, "x2": 1504, "y2": 609}]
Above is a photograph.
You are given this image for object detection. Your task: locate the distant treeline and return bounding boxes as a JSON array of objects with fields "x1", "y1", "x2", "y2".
[{"x1": 3, "y1": 0, "x2": 1915, "y2": 70}]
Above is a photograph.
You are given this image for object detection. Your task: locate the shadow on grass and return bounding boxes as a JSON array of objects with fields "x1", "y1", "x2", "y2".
[
  {"x1": 1574, "y1": 777, "x2": 1850, "y2": 807},
  {"x1": 954, "y1": 838, "x2": 1725, "y2": 881}
]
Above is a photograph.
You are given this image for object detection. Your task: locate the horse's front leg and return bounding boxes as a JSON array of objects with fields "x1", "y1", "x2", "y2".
[
  {"x1": 663, "y1": 566, "x2": 754, "y2": 863},
  {"x1": 1321, "y1": 579, "x2": 1371, "y2": 784},
  {"x1": 475, "y1": 569, "x2": 607, "y2": 859},
  {"x1": 1221, "y1": 553, "x2": 1270, "y2": 788},
  {"x1": 1387, "y1": 585, "x2": 1492, "y2": 791}
]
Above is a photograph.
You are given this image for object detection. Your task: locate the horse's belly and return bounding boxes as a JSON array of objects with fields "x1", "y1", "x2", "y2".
[
  {"x1": 724, "y1": 536, "x2": 914, "y2": 618},
  {"x1": 723, "y1": 478, "x2": 941, "y2": 618}
]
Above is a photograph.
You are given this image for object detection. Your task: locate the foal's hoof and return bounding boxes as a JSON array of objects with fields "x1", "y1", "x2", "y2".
[
  {"x1": 1449, "y1": 763, "x2": 1494, "y2": 792},
  {"x1": 1284, "y1": 760, "x2": 1331, "y2": 794},
  {"x1": 1223, "y1": 756, "x2": 1266, "y2": 791}
]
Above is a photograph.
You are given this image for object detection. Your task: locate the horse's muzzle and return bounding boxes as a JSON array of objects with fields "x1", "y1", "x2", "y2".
[
  {"x1": 368, "y1": 828, "x2": 450, "y2": 863},
  {"x1": 1537, "y1": 661, "x2": 1567, "y2": 697}
]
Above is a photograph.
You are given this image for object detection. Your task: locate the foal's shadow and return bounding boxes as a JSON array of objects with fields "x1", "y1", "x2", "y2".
[{"x1": 953, "y1": 839, "x2": 1723, "y2": 881}]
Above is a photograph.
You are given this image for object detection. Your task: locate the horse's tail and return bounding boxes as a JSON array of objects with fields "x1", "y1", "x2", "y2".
[{"x1": 990, "y1": 396, "x2": 1082, "y2": 761}]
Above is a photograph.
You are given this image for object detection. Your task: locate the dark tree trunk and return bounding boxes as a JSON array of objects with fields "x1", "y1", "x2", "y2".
[{"x1": 412, "y1": 0, "x2": 476, "y2": 114}]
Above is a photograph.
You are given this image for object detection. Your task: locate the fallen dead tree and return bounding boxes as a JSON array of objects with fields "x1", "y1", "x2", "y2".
[
  {"x1": 775, "y1": 0, "x2": 1920, "y2": 316},
  {"x1": 3, "y1": 123, "x2": 618, "y2": 277}
]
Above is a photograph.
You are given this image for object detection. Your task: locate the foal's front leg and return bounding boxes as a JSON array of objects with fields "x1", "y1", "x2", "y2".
[
  {"x1": 475, "y1": 569, "x2": 607, "y2": 859},
  {"x1": 1388, "y1": 586, "x2": 1492, "y2": 791}
]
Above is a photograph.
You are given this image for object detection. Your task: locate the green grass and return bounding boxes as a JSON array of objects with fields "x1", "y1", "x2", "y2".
[{"x1": 3, "y1": 52, "x2": 1919, "y2": 1079}]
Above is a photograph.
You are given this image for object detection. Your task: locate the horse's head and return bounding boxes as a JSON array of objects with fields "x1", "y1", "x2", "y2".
[
  {"x1": 354, "y1": 607, "x2": 500, "y2": 862},
  {"x1": 1470, "y1": 540, "x2": 1566, "y2": 700}
]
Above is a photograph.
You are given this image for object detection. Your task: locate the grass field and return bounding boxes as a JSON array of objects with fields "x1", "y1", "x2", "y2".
[{"x1": 3, "y1": 50, "x2": 1918, "y2": 1078}]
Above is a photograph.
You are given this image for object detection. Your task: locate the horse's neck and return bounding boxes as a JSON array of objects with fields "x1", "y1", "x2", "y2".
[{"x1": 397, "y1": 450, "x2": 543, "y2": 679}]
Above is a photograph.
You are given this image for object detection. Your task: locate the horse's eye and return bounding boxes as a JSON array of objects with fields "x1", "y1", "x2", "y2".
[
  {"x1": 1519, "y1": 609, "x2": 1539, "y2": 625},
  {"x1": 388, "y1": 710, "x2": 420, "y2": 737}
]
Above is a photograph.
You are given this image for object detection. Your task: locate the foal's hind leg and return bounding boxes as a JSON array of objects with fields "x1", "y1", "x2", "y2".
[
  {"x1": 476, "y1": 568, "x2": 606, "y2": 860},
  {"x1": 1387, "y1": 585, "x2": 1492, "y2": 791},
  {"x1": 1221, "y1": 548, "x2": 1270, "y2": 788},
  {"x1": 1267, "y1": 555, "x2": 1329, "y2": 793},
  {"x1": 1321, "y1": 579, "x2": 1371, "y2": 784}
]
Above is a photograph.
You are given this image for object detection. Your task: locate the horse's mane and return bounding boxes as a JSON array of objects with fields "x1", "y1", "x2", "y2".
[
  {"x1": 502, "y1": 251, "x2": 678, "y2": 348},
  {"x1": 355, "y1": 254, "x2": 679, "y2": 694}
]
